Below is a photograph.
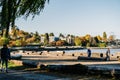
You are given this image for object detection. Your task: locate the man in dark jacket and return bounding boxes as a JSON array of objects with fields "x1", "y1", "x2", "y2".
[
  {"x1": 87, "y1": 48, "x2": 91, "y2": 57},
  {"x1": 0, "y1": 44, "x2": 11, "y2": 73}
]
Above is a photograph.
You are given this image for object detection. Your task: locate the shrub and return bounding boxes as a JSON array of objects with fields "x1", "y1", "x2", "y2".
[
  {"x1": 16, "y1": 40, "x2": 21, "y2": 46},
  {"x1": 98, "y1": 43, "x2": 106, "y2": 47},
  {"x1": 0, "y1": 37, "x2": 9, "y2": 46}
]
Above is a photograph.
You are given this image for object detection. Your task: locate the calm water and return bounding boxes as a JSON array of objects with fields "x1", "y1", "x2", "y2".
[{"x1": 65, "y1": 48, "x2": 120, "y2": 54}]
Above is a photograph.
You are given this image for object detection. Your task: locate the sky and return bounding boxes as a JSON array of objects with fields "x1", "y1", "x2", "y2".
[{"x1": 16, "y1": 0, "x2": 120, "y2": 38}]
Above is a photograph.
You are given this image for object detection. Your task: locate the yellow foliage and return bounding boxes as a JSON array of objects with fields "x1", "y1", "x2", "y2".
[
  {"x1": 97, "y1": 35, "x2": 102, "y2": 41},
  {"x1": 26, "y1": 37, "x2": 35, "y2": 43},
  {"x1": 85, "y1": 34, "x2": 91, "y2": 40}
]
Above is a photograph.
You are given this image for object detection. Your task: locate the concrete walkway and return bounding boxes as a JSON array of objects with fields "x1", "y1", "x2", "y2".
[
  {"x1": 0, "y1": 69, "x2": 113, "y2": 80},
  {"x1": 0, "y1": 69, "x2": 71, "y2": 80}
]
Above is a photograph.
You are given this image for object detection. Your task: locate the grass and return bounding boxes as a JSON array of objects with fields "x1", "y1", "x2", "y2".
[
  {"x1": 8, "y1": 61, "x2": 39, "y2": 71},
  {"x1": 8, "y1": 61, "x2": 29, "y2": 70}
]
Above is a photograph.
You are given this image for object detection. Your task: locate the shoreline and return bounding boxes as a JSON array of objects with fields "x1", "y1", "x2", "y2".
[
  {"x1": 10, "y1": 50, "x2": 120, "y2": 79},
  {"x1": 10, "y1": 46, "x2": 85, "y2": 51}
]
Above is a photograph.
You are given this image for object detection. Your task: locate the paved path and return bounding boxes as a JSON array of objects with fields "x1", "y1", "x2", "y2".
[
  {"x1": 0, "y1": 69, "x2": 113, "y2": 80},
  {"x1": 0, "y1": 69, "x2": 71, "y2": 80}
]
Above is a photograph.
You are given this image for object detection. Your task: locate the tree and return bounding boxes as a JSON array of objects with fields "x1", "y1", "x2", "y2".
[
  {"x1": 74, "y1": 37, "x2": 81, "y2": 46},
  {"x1": 108, "y1": 35, "x2": 115, "y2": 41},
  {"x1": 80, "y1": 36, "x2": 87, "y2": 46},
  {"x1": 44, "y1": 33, "x2": 49, "y2": 45},
  {"x1": 94, "y1": 36, "x2": 99, "y2": 43},
  {"x1": 0, "y1": 0, "x2": 49, "y2": 37},
  {"x1": 56, "y1": 40, "x2": 66, "y2": 46},
  {"x1": 85, "y1": 34, "x2": 91, "y2": 41},
  {"x1": 34, "y1": 31, "x2": 40, "y2": 43},
  {"x1": 97, "y1": 35, "x2": 102, "y2": 42},
  {"x1": 10, "y1": 25, "x2": 19, "y2": 39},
  {"x1": 59, "y1": 33, "x2": 64, "y2": 38},
  {"x1": 0, "y1": 0, "x2": 21, "y2": 37},
  {"x1": 90, "y1": 37, "x2": 97, "y2": 47},
  {"x1": 103, "y1": 32, "x2": 107, "y2": 42},
  {"x1": 49, "y1": 33, "x2": 54, "y2": 36}
]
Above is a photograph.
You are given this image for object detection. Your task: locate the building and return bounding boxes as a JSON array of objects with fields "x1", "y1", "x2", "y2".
[
  {"x1": 40, "y1": 36, "x2": 45, "y2": 43},
  {"x1": 41, "y1": 36, "x2": 57, "y2": 43},
  {"x1": 49, "y1": 36, "x2": 55, "y2": 43},
  {"x1": 59, "y1": 36, "x2": 66, "y2": 41},
  {"x1": 66, "y1": 36, "x2": 74, "y2": 45}
]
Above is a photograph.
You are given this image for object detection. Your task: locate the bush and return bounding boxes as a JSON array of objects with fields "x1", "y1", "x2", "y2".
[
  {"x1": 86, "y1": 43, "x2": 90, "y2": 47},
  {"x1": 16, "y1": 40, "x2": 21, "y2": 46},
  {"x1": 98, "y1": 43, "x2": 106, "y2": 47},
  {"x1": 0, "y1": 37, "x2": 9, "y2": 46}
]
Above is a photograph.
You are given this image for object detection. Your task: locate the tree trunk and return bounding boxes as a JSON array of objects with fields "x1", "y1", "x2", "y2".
[
  {"x1": 1, "y1": 0, "x2": 7, "y2": 37},
  {"x1": 5, "y1": 0, "x2": 12, "y2": 38}
]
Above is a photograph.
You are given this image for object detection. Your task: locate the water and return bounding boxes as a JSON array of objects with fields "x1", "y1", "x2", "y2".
[{"x1": 65, "y1": 48, "x2": 120, "y2": 54}]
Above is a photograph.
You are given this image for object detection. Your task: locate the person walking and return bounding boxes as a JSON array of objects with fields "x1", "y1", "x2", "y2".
[
  {"x1": 0, "y1": 44, "x2": 11, "y2": 73},
  {"x1": 87, "y1": 48, "x2": 91, "y2": 57},
  {"x1": 105, "y1": 48, "x2": 110, "y2": 61}
]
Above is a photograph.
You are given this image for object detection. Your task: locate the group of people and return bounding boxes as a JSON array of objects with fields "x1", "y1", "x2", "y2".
[
  {"x1": 87, "y1": 48, "x2": 111, "y2": 60},
  {"x1": 0, "y1": 44, "x2": 11, "y2": 73}
]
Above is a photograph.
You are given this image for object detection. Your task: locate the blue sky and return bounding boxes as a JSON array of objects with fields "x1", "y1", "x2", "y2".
[{"x1": 16, "y1": 0, "x2": 120, "y2": 38}]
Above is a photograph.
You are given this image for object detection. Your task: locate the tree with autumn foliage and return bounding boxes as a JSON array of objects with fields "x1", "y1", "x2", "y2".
[
  {"x1": 56, "y1": 40, "x2": 67, "y2": 46},
  {"x1": 108, "y1": 35, "x2": 115, "y2": 42},
  {"x1": 97, "y1": 35, "x2": 102, "y2": 42},
  {"x1": 74, "y1": 36, "x2": 82, "y2": 46},
  {"x1": 80, "y1": 36, "x2": 87, "y2": 46}
]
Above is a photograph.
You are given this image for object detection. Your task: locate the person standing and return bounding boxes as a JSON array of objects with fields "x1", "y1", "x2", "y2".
[
  {"x1": 0, "y1": 44, "x2": 11, "y2": 73},
  {"x1": 87, "y1": 48, "x2": 91, "y2": 57},
  {"x1": 106, "y1": 48, "x2": 110, "y2": 61}
]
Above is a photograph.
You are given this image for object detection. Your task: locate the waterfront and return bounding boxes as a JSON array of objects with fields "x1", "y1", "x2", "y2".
[
  {"x1": 9, "y1": 48, "x2": 120, "y2": 80},
  {"x1": 60, "y1": 48, "x2": 120, "y2": 54},
  {"x1": 12, "y1": 50, "x2": 120, "y2": 79},
  {"x1": 10, "y1": 46, "x2": 120, "y2": 55}
]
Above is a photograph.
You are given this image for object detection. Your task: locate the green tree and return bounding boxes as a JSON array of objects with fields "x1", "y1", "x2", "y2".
[
  {"x1": 0, "y1": 0, "x2": 21, "y2": 37},
  {"x1": 0, "y1": 37, "x2": 9, "y2": 46},
  {"x1": 0, "y1": 0, "x2": 49, "y2": 37},
  {"x1": 103, "y1": 32, "x2": 107, "y2": 42},
  {"x1": 34, "y1": 31, "x2": 40, "y2": 43},
  {"x1": 49, "y1": 33, "x2": 54, "y2": 36},
  {"x1": 59, "y1": 33, "x2": 64, "y2": 37},
  {"x1": 44, "y1": 33, "x2": 49, "y2": 45},
  {"x1": 98, "y1": 42, "x2": 106, "y2": 47}
]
